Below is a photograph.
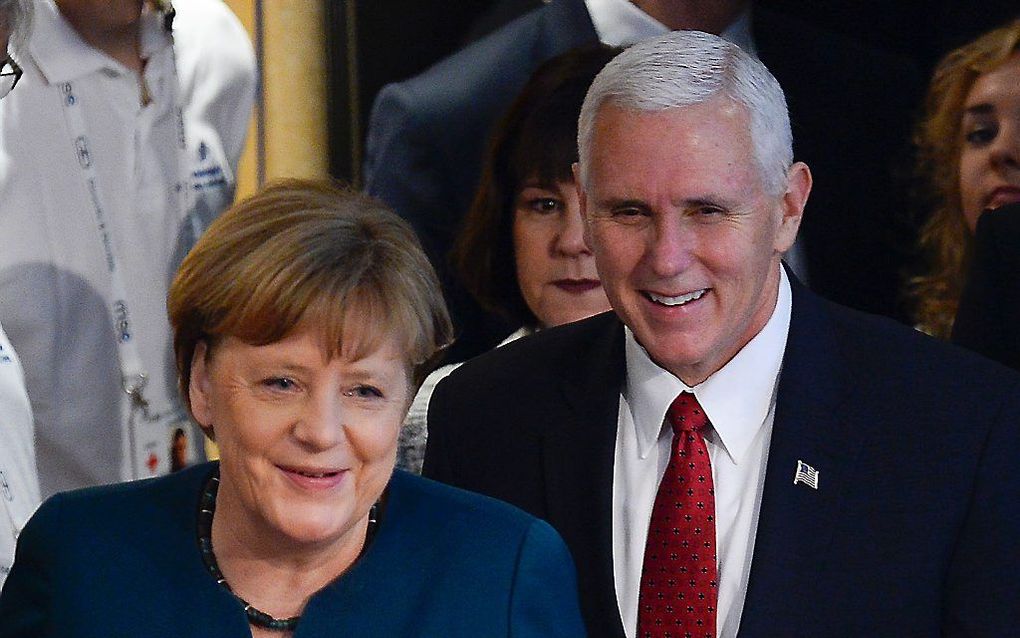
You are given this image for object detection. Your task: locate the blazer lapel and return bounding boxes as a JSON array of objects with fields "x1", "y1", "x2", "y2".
[
  {"x1": 542, "y1": 313, "x2": 628, "y2": 637},
  {"x1": 738, "y1": 280, "x2": 865, "y2": 636}
]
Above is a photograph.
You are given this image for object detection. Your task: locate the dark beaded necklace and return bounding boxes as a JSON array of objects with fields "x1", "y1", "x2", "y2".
[{"x1": 197, "y1": 470, "x2": 379, "y2": 632}]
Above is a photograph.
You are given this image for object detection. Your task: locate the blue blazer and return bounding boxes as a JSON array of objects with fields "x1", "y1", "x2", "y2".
[
  {"x1": 424, "y1": 276, "x2": 1020, "y2": 637},
  {"x1": 0, "y1": 463, "x2": 586, "y2": 637}
]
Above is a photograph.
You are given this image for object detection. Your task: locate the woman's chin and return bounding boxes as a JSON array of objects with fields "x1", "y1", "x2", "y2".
[{"x1": 266, "y1": 504, "x2": 359, "y2": 548}]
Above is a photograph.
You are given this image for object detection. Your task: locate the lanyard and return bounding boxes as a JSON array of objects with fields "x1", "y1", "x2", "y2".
[{"x1": 57, "y1": 10, "x2": 194, "y2": 478}]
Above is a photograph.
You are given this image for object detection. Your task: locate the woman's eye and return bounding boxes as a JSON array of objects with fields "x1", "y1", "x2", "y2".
[
  {"x1": 263, "y1": 377, "x2": 297, "y2": 391},
  {"x1": 964, "y1": 126, "x2": 996, "y2": 146},
  {"x1": 347, "y1": 385, "x2": 383, "y2": 399},
  {"x1": 528, "y1": 197, "x2": 561, "y2": 213}
]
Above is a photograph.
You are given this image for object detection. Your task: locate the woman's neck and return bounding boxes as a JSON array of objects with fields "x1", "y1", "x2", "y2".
[{"x1": 210, "y1": 478, "x2": 370, "y2": 621}]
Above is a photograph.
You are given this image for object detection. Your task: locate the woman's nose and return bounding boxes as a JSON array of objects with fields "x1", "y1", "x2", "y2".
[
  {"x1": 990, "y1": 124, "x2": 1020, "y2": 171},
  {"x1": 553, "y1": 203, "x2": 591, "y2": 256},
  {"x1": 292, "y1": 393, "x2": 345, "y2": 451}
]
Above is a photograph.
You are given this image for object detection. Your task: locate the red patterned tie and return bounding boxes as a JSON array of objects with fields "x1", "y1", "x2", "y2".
[{"x1": 637, "y1": 392, "x2": 718, "y2": 638}]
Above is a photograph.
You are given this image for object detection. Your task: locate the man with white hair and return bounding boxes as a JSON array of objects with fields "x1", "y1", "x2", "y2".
[
  {"x1": 0, "y1": 0, "x2": 40, "y2": 590},
  {"x1": 425, "y1": 30, "x2": 1020, "y2": 638}
]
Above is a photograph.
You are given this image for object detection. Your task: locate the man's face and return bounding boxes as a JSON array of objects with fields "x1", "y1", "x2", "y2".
[{"x1": 578, "y1": 100, "x2": 810, "y2": 385}]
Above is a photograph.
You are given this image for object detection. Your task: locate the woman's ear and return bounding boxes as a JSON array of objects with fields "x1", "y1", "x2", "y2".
[{"x1": 189, "y1": 341, "x2": 214, "y2": 431}]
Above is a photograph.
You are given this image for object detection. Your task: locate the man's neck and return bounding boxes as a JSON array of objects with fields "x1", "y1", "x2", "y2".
[
  {"x1": 631, "y1": 0, "x2": 750, "y2": 34},
  {"x1": 56, "y1": 2, "x2": 145, "y2": 74}
]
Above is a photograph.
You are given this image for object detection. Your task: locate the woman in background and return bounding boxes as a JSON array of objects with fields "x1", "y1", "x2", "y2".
[
  {"x1": 910, "y1": 19, "x2": 1020, "y2": 337},
  {"x1": 0, "y1": 181, "x2": 585, "y2": 637},
  {"x1": 400, "y1": 46, "x2": 618, "y2": 472}
]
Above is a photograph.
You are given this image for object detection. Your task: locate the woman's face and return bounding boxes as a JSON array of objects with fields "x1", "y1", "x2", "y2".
[
  {"x1": 959, "y1": 51, "x2": 1020, "y2": 232},
  {"x1": 513, "y1": 178, "x2": 612, "y2": 327},
  {"x1": 189, "y1": 323, "x2": 409, "y2": 553}
]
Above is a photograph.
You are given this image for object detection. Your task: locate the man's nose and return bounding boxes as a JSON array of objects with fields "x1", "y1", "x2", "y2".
[{"x1": 646, "y1": 216, "x2": 694, "y2": 278}]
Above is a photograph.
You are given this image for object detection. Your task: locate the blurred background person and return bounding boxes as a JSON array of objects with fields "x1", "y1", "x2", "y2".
[
  {"x1": 952, "y1": 202, "x2": 1020, "y2": 370},
  {"x1": 910, "y1": 19, "x2": 1020, "y2": 337},
  {"x1": 0, "y1": 181, "x2": 585, "y2": 637},
  {"x1": 169, "y1": 426, "x2": 188, "y2": 473},
  {"x1": 400, "y1": 46, "x2": 617, "y2": 472},
  {"x1": 0, "y1": 0, "x2": 38, "y2": 591},
  {"x1": 0, "y1": 0, "x2": 256, "y2": 497}
]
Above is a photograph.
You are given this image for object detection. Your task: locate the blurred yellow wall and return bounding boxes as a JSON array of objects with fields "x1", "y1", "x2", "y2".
[
  {"x1": 206, "y1": 1, "x2": 329, "y2": 459},
  {"x1": 223, "y1": 0, "x2": 329, "y2": 200}
]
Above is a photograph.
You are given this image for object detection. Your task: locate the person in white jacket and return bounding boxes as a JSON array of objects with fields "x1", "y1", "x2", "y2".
[
  {"x1": 0, "y1": 0, "x2": 41, "y2": 590},
  {"x1": 0, "y1": 0, "x2": 256, "y2": 497}
]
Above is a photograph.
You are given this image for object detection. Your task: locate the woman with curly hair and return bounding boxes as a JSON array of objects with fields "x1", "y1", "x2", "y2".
[{"x1": 910, "y1": 19, "x2": 1020, "y2": 337}]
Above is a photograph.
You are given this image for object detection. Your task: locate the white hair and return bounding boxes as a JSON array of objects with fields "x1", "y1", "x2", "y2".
[
  {"x1": 577, "y1": 30, "x2": 793, "y2": 195},
  {"x1": 0, "y1": 0, "x2": 33, "y2": 52}
]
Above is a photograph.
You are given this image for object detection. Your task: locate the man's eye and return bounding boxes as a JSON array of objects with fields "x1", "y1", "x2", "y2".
[
  {"x1": 611, "y1": 207, "x2": 647, "y2": 218},
  {"x1": 696, "y1": 206, "x2": 725, "y2": 216}
]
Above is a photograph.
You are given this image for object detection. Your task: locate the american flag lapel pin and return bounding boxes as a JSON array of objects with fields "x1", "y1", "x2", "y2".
[{"x1": 793, "y1": 460, "x2": 820, "y2": 489}]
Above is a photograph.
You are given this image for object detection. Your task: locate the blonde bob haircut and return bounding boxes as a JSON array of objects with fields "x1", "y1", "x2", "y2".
[
  {"x1": 910, "y1": 19, "x2": 1020, "y2": 338},
  {"x1": 168, "y1": 179, "x2": 453, "y2": 419}
]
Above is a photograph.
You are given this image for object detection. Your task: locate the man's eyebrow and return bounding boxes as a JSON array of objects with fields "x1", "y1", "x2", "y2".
[{"x1": 595, "y1": 197, "x2": 648, "y2": 209}]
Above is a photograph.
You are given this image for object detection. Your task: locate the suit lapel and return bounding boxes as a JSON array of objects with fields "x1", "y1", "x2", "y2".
[
  {"x1": 542, "y1": 313, "x2": 628, "y2": 637},
  {"x1": 738, "y1": 281, "x2": 865, "y2": 636}
]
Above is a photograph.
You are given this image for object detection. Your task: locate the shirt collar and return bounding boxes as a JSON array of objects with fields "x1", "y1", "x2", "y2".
[
  {"x1": 584, "y1": 0, "x2": 757, "y2": 56},
  {"x1": 624, "y1": 267, "x2": 792, "y2": 464},
  {"x1": 30, "y1": 0, "x2": 171, "y2": 85}
]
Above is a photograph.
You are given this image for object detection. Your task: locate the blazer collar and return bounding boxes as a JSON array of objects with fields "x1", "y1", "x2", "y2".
[{"x1": 544, "y1": 311, "x2": 628, "y2": 637}]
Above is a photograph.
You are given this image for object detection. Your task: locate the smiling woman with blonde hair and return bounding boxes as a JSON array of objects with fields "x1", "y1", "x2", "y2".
[{"x1": 0, "y1": 180, "x2": 585, "y2": 637}]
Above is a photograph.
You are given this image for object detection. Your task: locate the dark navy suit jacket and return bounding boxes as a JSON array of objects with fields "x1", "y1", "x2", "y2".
[
  {"x1": 0, "y1": 463, "x2": 586, "y2": 637},
  {"x1": 364, "y1": 0, "x2": 920, "y2": 362},
  {"x1": 424, "y1": 278, "x2": 1020, "y2": 637}
]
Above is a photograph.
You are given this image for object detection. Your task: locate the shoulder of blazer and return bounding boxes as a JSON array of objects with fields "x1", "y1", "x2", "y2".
[
  {"x1": 378, "y1": 0, "x2": 597, "y2": 122},
  {"x1": 440, "y1": 311, "x2": 624, "y2": 399},
  {"x1": 786, "y1": 278, "x2": 1020, "y2": 410}
]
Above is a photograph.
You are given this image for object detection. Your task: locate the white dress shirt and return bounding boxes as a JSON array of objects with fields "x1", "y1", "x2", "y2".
[
  {"x1": 0, "y1": 0, "x2": 255, "y2": 496},
  {"x1": 613, "y1": 267, "x2": 792, "y2": 637},
  {"x1": 0, "y1": 324, "x2": 39, "y2": 590},
  {"x1": 583, "y1": 0, "x2": 757, "y2": 56}
]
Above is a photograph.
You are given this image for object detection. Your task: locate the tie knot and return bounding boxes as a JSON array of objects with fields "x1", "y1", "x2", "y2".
[{"x1": 667, "y1": 392, "x2": 709, "y2": 434}]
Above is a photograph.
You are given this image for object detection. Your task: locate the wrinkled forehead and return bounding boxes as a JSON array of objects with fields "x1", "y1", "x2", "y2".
[{"x1": 584, "y1": 100, "x2": 756, "y2": 178}]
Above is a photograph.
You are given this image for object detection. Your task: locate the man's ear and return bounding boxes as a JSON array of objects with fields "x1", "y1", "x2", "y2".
[
  {"x1": 572, "y1": 162, "x2": 593, "y2": 246},
  {"x1": 775, "y1": 161, "x2": 812, "y2": 253},
  {"x1": 189, "y1": 341, "x2": 214, "y2": 431}
]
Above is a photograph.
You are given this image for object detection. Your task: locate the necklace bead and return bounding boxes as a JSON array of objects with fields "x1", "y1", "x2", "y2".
[{"x1": 196, "y1": 469, "x2": 380, "y2": 632}]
